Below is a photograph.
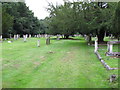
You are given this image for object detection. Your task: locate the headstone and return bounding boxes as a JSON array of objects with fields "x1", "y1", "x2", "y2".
[
  {"x1": 0, "y1": 35, "x2": 2, "y2": 40},
  {"x1": 37, "y1": 35, "x2": 39, "y2": 38},
  {"x1": 94, "y1": 40, "x2": 98, "y2": 52},
  {"x1": 17, "y1": 34, "x2": 19, "y2": 39},
  {"x1": 109, "y1": 44, "x2": 113, "y2": 53},
  {"x1": 37, "y1": 40, "x2": 40, "y2": 47},
  {"x1": 57, "y1": 35, "x2": 60, "y2": 40},
  {"x1": 46, "y1": 37, "x2": 50, "y2": 45},
  {"x1": 8, "y1": 41, "x2": 12, "y2": 43},
  {"x1": 26, "y1": 34, "x2": 28, "y2": 38},
  {"x1": 0, "y1": 35, "x2": 2, "y2": 42},
  {"x1": 110, "y1": 75, "x2": 116, "y2": 82},
  {"x1": 34, "y1": 35, "x2": 37, "y2": 37},
  {"x1": 23, "y1": 35, "x2": 27, "y2": 42},
  {"x1": 14, "y1": 35, "x2": 17, "y2": 40},
  {"x1": 29, "y1": 34, "x2": 31, "y2": 38}
]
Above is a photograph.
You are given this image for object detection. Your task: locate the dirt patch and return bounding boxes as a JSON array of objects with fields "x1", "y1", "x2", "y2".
[
  {"x1": 62, "y1": 51, "x2": 75, "y2": 62},
  {"x1": 14, "y1": 64, "x2": 20, "y2": 69},
  {"x1": 47, "y1": 51, "x2": 55, "y2": 54}
]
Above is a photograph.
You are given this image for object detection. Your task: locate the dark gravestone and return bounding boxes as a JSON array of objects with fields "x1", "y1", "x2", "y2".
[{"x1": 46, "y1": 37, "x2": 50, "y2": 45}]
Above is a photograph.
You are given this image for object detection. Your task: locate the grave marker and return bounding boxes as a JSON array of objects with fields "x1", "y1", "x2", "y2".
[
  {"x1": 37, "y1": 40, "x2": 40, "y2": 47},
  {"x1": 23, "y1": 35, "x2": 27, "y2": 42},
  {"x1": 94, "y1": 39, "x2": 98, "y2": 53},
  {"x1": 46, "y1": 37, "x2": 50, "y2": 45}
]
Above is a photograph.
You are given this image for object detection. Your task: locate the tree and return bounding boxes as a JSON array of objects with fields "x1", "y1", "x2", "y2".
[
  {"x1": 112, "y1": 1, "x2": 120, "y2": 40},
  {"x1": 47, "y1": 1, "x2": 78, "y2": 38},
  {"x1": 2, "y1": 6, "x2": 14, "y2": 38}
]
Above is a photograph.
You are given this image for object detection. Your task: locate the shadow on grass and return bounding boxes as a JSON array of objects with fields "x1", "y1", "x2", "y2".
[{"x1": 50, "y1": 38, "x2": 84, "y2": 40}]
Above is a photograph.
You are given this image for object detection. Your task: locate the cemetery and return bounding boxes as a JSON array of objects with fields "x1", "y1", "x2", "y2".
[
  {"x1": 1, "y1": 0, "x2": 120, "y2": 89},
  {"x1": 1, "y1": 35, "x2": 119, "y2": 88}
]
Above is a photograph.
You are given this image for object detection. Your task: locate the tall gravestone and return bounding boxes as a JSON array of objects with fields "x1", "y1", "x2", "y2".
[
  {"x1": 46, "y1": 37, "x2": 50, "y2": 45},
  {"x1": 94, "y1": 39, "x2": 98, "y2": 53}
]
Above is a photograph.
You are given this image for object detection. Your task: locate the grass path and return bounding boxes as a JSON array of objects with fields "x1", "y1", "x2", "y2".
[{"x1": 2, "y1": 37, "x2": 118, "y2": 88}]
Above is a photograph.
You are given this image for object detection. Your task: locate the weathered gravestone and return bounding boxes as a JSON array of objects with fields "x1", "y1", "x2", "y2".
[
  {"x1": 23, "y1": 35, "x2": 27, "y2": 42},
  {"x1": 106, "y1": 41, "x2": 120, "y2": 57},
  {"x1": 37, "y1": 40, "x2": 40, "y2": 47},
  {"x1": 0, "y1": 35, "x2": 2, "y2": 42},
  {"x1": 29, "y1": 34, "x2": 31, "y2": 38},
  {"x1": 14, "y1": 35, "x2": 17, "y2": 40},
  {"x1": 46, "y1": 37, "x2": 50, "y2": 45},
  {"x1": 57, "y1": 35, "x2": 60, "y2": 40}
]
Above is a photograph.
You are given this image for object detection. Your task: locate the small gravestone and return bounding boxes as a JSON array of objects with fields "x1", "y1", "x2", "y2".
[
  {"x1": 29, "y1": 34, "x2": 31, "y2": 38},
  {"x1": 23, "y1": 35, "x2": 27, "y2": 42},
  {"x1": 16, "y1": 34, "x2": 19, "y2": 39},
  {"x1": 37, "y1": 35, "x2": 39, "y2": 38},
  {"x1": 8, "y1": 41, "x2": 12, "y2": 43},
  {"x1": 0, "y1": 35, "x2": 2, "y2": 40},
  {"x1": 37, "y1": 40, "x2": 40, "y2": 47},
  {"x1": 14, "y1": 35, "x2": 17, "y2": 40},
  {"x1": 57, "y1": 35, "x2": 60, "y2": 40},
  {"x1": 46, "y1": 37, "x2": 50, "y2": 45},
  {"x1": 110, "y1": 75, "x2": 116, "y2": 82}
]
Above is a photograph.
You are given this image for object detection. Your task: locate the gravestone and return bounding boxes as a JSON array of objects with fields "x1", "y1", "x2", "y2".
[
  {"x1": 46, "y1": 37, "x2": 50, "y2": 45},
  {"x1": 8, "y1": 41, "x2": 12, "y2": 43},
  {"x1": 94, "y1": 39, "x2": 98, "y2": 53},
  {"x1": 57, "y1": 35, "x2": 60, "y2": 40},
  {"x1": 26, "y1": 34, "x2": 28, "y2": 38},
  {"x1": 14, "y1": 35, "x2": 17, "y2": 40},
  {"x1": 0, "y1": 35, "x2": 2, "y2": 42},
  {"x1": 23, "y1": 35, "x2": 27, "y2": 42},
  {"x1": 29, "y1": 34, "x2": 31, "y2": 38},
  {"x1": 37, "y1": 35, "x2": 39, "y2": 38},
  {"x1": 17, "y1": 34, "x2": 19, "y2": 39},
  {"x1": 37, "y1": 40, "x2": 40, "y2": 47},
  {"x1": 106, "y1": 41, "x2": 120, "y2": 57}
]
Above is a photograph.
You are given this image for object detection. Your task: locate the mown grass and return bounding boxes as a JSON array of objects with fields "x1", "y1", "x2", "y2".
[{"x1": 1, "y1": 36, "x2": 118, "y2": 88}]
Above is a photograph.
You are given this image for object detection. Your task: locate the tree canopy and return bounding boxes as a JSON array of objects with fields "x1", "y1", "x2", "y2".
[{"x1": 46, "y1": 1, "x2": 119, "y2": 42}]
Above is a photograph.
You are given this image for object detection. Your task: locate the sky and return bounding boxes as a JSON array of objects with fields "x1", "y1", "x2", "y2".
[
  {"x1": 25, "y1": 0, "x2": 81, "y2": 19},
  {"x1": 25, "y1": 0, "x2": 65, "y2": 19}
]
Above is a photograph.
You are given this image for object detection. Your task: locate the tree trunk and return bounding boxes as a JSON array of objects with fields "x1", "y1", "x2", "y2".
[
  {"x1": 97, "y1": 29, "x2": 105, "y2": 43},
  {"x1": 64, "y1": 35, "x2": 69, "y2": 39}
]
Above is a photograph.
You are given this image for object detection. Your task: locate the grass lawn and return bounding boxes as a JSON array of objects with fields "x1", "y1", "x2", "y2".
[{"x1": 1, "y1": 36, "x2": 118, "y2": 88}]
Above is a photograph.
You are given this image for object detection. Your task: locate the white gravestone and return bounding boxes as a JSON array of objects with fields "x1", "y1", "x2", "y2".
[
  {"x1": 29, "y1": 34, "x2": 31, "y2": 38},
  {"x1": 23, "y1": 35, "x2": 27, "y2": 42},
  {"x1": 94, "y1": 40, "x2": 98, "y2": 53}
]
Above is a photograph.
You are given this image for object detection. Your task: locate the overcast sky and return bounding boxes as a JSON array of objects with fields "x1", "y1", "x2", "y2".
[
  {"x1": 25, "y1": 0, "x2": 65, "y2": 19},
  {"x1": 25, "y1": 0, "x2": 79, "y2": 19}
]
